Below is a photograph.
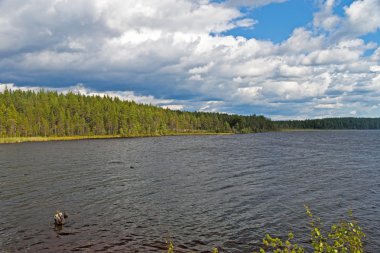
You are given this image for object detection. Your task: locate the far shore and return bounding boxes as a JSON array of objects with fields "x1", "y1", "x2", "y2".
[
  {"x1": 278, "y1": 128, "x2": 375, "y2": 132},
  {"x1": 0, "y1": 132, "x2": 234, "y2": 144},
  {"x1": 2, "y1": 129, "x2": 376, "y2": 144}
]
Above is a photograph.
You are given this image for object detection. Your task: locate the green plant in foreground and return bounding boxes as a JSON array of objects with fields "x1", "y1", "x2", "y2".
[
  {"x1": 166, "y1": 206, "x2": 365, "y2": 253},
  {"x1": 305, "y1": 206, "x2": 365, "y2": 253},
  {"x1": 258, "y1": 206, "x2": 365, "y2": 253},
  {"x1": 165, "y1": 240, "x2": 174, "y2": 253},
  {"x1": 258, "y1": 232, "x2": 304, "y2": 253}
]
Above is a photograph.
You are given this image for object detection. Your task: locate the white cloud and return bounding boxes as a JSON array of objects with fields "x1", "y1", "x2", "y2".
[
  {"x1": 343, "y1": 0, "x2": 380, "y2": 35},
  {"x1": 0, "y1": 83, "x2": 174, "y2": 105},
  {"x1": 162, "y1": 104, "x2": 185, "y2": 110},
  {"x1": 189, "y1": 74, "x2": 204, "y2": 81},
  {"x1": 301, "y1": 48, "x2": 360, "y2": 65},
  {"x1": 263, "y1": 73, "x2": 331, "y2": 100},
  {"x1": 372, "y1": 47, "x2": 380, "y2": 60},
  {"x1": 0, "y1": 0, "x2": 380, "y2": 119},
  {"x1": 199, "y1": 101, "x2": 225, "y2": 112},
  {"x1": 315, "y1": 103, "x2": 343, "y2": 109},
  {"x1": 371, "y1": 65, "x2": 380, "y2": 72},
  {"x1": 281, "y1": 28, "x2": 324, "y2": 53},
  {"x1": 234, "y1": 86, "x2": 263, "y2": 102},
  {"x1": 314, "y1": 0, "x2": 380, "y2": 40},
  {"x1": 313, "y1": 0, "x2": 340, "y2": 31},
  {"x1": 279, "y1": 65, "x2": 312, "y2": 77},
  {"x1": 189, "y1": 62, "x2": 215, "y2": 74},
  {"x1": 234, "y1": 18, "x2": 257, "y2": 28}
]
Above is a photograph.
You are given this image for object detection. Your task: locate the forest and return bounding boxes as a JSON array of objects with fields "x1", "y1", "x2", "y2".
[
  {"x1": 0, "y1": 89, "x2": 275, "y2": 138},
  {"x1": 275, "y1": 117, "x2": 380, "y2": 129},
  {"x1": 1, "y1": 89, "x2": 380, "y2": 139}
]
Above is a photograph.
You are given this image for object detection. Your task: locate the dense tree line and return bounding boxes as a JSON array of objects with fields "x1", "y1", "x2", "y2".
[
  {"x1": 0, "y1": 89, "x2": 275, "y2": 138},
  {"x1": 275, "y1": 117, "x2": 380, "y2": 129}
]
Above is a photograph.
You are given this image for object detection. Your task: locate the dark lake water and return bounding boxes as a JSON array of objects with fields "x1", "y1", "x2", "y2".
[{"x1": 1, "y1": 131, "x2": 379, "y2": 252}]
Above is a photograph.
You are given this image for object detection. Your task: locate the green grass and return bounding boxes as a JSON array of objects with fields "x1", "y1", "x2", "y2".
[{"x1": 0, "y1": 135, "x2": 122, "y2": 144}]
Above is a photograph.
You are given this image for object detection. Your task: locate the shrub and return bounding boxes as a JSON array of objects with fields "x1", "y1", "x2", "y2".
[
  {"x1": 166, "y1": 206, "x2": 365, "y2": 253},
  {"x1": 257, "y1": 205, "x2": 365, "y2": 253}
]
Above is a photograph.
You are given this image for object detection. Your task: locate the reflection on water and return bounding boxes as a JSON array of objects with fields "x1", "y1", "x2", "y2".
[{"x1": 0, "y1": 131, "x2": 380, "y2": 252}]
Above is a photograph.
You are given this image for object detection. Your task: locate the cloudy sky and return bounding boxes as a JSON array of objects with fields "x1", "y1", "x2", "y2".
[{"x1": 1, "y1": 0, "x2": 380, "y2": 119}]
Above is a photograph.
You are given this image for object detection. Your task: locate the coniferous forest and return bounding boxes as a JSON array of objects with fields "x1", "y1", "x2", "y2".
[
  {"x1": 275, "y1": 118, "x2": 380, "y2": 130},
  {"x1": 1, "y1": 89, "x2": 380, "y2": 139},
  {"x1": 0, "y1": 89, "x2": 275, "y2": 138}
]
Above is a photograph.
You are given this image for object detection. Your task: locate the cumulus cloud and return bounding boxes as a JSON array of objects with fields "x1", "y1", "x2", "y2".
[
  {"x1": 280, "y1": 28, "x2": 324, "y2": 54},
  {"x1": 314, "y1": 0, "x2": 380, "y2": 40},
  {"x1": 313, "y1": 0, "x2": 340, "y2": 31},
  {"x1": 0, "y1": 0, "x2": 379, "y2": 119},
  {"x1": 0, "y1": 83, "x2": 174, "y2": 105},
  {"x1": 343, "y1": 0, "x2": 380, "y2": 36}
]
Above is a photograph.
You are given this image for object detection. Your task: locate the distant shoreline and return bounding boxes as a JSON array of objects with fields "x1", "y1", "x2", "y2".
[
  {"x1": 2, "y1": 129, "x2": 379, "y2": 144},
  {"x1": 0, "y1": 132, "x2": 235, "y2": 144},
  {"x1": 278, "y1": 128, "x2": 380, "y2": 132}
]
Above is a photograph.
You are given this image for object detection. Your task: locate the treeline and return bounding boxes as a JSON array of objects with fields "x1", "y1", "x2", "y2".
[
  {"x1": 0, "y1": 89, "x2": 275, "y2": 138},
  {"x1": 275, "y1": 117, "x2": 380, "y2": 129}
]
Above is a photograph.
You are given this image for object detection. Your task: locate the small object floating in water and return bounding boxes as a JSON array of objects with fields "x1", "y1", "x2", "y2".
[
  {"x1": 130, "y1": 166, "x2": 134, "y2": 169},
  {"x1": 54, "y1": 210, "x2": 68, "y2": 225}
]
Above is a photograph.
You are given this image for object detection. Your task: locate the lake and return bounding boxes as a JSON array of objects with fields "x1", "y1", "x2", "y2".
[{"x1": 1, "y1": 131, "x2": 379, "y2": 252}]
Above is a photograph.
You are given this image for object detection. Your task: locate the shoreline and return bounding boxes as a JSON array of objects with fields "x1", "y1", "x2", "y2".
[
  {"x1": 0, "y1": 132, "x2": 235, "y2": 144},
  {"x1": 2, "y1": 129, "x2": 377, "y2": 144},
  {"x1": 278, "y1": 128, "x2": 379, "y2": 132}
]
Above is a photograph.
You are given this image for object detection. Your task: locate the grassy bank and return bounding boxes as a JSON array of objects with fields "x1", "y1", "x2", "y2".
[
  {"x1": 0, "y1": 132, "x2": 234, "y2": 144},
  {"x1": 0, "y1": 135, "x2": 122, "y2": 144}
]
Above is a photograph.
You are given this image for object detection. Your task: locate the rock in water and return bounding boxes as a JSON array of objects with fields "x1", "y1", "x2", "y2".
[{"x1": 54, "y1": 211, "x2": 67, "y2": 225}]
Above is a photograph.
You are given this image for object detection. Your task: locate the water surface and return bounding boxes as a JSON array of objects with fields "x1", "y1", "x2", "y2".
[{"x1": 1, "y1": 131, "x2": 379, "y2": 252}]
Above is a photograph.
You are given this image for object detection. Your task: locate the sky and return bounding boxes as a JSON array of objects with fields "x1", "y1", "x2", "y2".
[{"x1": 0, "y1": 0, "x2": 380, "y2": 119}]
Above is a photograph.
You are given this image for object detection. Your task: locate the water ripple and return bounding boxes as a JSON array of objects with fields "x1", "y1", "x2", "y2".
[{"x1": 0, "y1": 131, "x2": 379, "y2": 252}]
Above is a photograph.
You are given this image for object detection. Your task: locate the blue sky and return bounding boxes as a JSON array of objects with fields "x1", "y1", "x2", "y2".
[
  {"x1": 0, "y1": 0, "x2": 380, "y2": 119},
  {"x1": 223, "y1": 0, "x2": 317, "y2": 43}
]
